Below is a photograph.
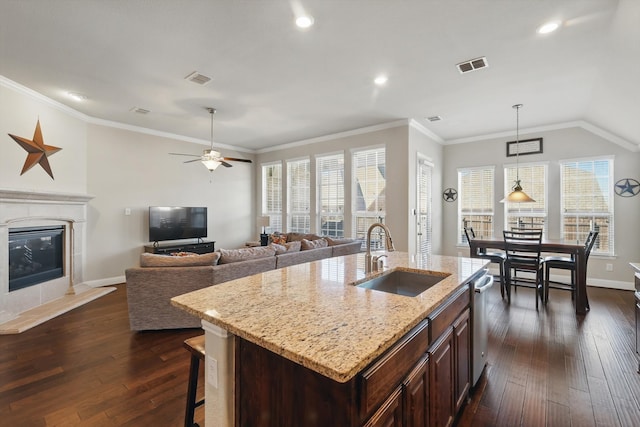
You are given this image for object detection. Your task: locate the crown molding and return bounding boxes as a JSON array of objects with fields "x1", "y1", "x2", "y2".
[
  {"x1": 409, "y1": 119, "x2": 445, "y2": 144},
  {"x1": 445, "y1": 120, "x2": 638, "y2": 152},
  {"x1": 0, "y1": 75, "x2": 253, "y2": 154},
  {"x1": 256, "y1": 120, "x2": 411, "y2": 154}
]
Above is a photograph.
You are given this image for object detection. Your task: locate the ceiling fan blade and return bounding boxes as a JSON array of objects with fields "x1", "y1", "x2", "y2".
[
  {"x1": 183, "y1": 159, "x2": 202, "y2": 164},
  {"x1": 169, "y1": 152, "x2": 200, "y2": 157},
  {"x1": 220, "y1": 161, "x2": 233, "y2": 168},
  {"x1": 222, "y1": 157, "x2": 253, "y2": 163}
]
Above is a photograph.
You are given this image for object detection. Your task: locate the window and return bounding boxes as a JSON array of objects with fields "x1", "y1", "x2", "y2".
[
  {"x1": 352, "y1": 147, "x2": 386, "y2": 249},
  {"x1": 560, "y1": 158, "x2": 614, "y2": 255},
  {"x1": 261, "y1": 162, "x2": 282, "y2": 233},
  {"x1": 503, "y1": 163, "x2": 547, "y2": 235},
  {"x1": 417, "y1": 159, "x2": 433, "y2": 256},
  {"x1": 458, "y1": 166, "x2": 495, "y2": 244},
  {"x1": 317, "y1": 153, "x2": 345, "y2": 237},
  {"x1": 287, "y1": 158, "x2": 311, "y2": 233}
]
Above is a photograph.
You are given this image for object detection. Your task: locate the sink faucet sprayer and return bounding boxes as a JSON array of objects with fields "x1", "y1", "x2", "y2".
[{"x1": 365, "y1": 223, "x2": 395, "y2": 273}]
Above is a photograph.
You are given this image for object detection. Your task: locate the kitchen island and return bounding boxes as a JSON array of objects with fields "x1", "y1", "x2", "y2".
[{"x1": 172, "y1": 251, "x2": 488, "y2": 427}]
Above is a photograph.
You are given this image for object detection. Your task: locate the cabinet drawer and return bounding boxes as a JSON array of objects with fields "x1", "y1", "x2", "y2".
[
  {"x1": 359, "y1": 319, "x2": 429, "y2": 420},
  {"x1": 428, "y1": 286, "x2": 470, "y2": 342}
]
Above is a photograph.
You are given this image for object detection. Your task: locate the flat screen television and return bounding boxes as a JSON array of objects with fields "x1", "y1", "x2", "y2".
[{"x1": 148, "y1": 206, "x2": 207, "y2": 242}]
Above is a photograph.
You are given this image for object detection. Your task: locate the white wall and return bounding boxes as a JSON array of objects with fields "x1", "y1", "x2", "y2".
[
  {"x1": 0, "y1": 82, "x2": 87, "y2": 193},
  {"x1": 85, "y1": 125, "x2": 255, "y2": 283},
  {"x1": 255, "y1": 123, "x2": 444, "y2": 253},
  {"x1": 442, "y1": 126, "x2": 640, "y2": 285},
  {"x1": 1, "y1": 78, "x2": 255, "y2": 286}
]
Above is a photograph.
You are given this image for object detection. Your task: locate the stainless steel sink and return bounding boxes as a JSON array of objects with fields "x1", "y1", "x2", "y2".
[{"x1": 356, "y1": 270, "x2": 449, "y2": 297}]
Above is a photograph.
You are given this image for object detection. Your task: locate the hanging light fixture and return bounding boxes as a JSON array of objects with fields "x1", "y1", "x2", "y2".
[
  {"x1": 501, "y1": 104, "x2": 536, "y2": 203},
  {"x1": 202, "y1": 108, "x2": 222, "y2": 171}
]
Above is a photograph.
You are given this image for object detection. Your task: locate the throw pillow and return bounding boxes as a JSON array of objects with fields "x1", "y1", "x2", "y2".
[
  {"x1": 219, "y1": 246, "x2": 276, "y2": 264},
  {"x1": 270, "y1": 241, "x2": 302, "y2": 255},
  {"x1": 269, "y1": 243, "x2": 288, "y2": 255},
  {"x1": 325, "y1": 237, "x2": 355, "y2": 246},
  {"x1": 284, "y1": 241, "x2": 301, "y2": 252},
  {"x1": 300, "y1": 238, "x2": 328, "y2": 251},
  {"x1": 286, "y1": 232, "x2": 321, "y2": 242},
  {"x1": 269, "y1": 233, "x2": 287, "y2": 245},
  {"x1": 140, "y1": 251, "x2": 220, "y2": 267}
]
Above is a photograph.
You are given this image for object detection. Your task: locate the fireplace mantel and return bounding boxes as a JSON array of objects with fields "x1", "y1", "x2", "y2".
[
  {"x1": 0, "y1": 188, "x2": 94, "y2": 204},
  {"x1": 0, "y1": 188, "x2": 94, "y2": 325}
]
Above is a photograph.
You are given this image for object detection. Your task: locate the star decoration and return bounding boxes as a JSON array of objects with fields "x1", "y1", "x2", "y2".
[
  {"x1": 614, "y1": 178, "x2": 640, "y2": 197},
  {"x1": 8, "y1": 119, "x2": 61, "y2": 179},
  {"x1": 443, "y1": 187, "x2": 458, "y2": 202}
]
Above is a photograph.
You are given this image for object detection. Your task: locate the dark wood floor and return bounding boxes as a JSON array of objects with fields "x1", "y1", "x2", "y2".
[{"x1": 1, "y1": 282, "x2": 639, "y2": 426}]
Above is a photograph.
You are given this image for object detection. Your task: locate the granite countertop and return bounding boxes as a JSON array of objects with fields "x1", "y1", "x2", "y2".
[{"x1": 171, "y1": 251, "x2": 488, "y2": 383}]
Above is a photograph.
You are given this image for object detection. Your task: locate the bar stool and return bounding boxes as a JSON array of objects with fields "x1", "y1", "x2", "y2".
[{"x1": 184, "y1": 335, "x2": 205, "y2": 427}]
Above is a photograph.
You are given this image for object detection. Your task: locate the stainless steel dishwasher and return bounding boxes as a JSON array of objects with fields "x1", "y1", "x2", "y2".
[{"x1": 472, "y1": 269, "x2": 494, "y2": 386}]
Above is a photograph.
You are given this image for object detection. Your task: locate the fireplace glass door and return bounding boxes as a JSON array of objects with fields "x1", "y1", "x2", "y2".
[{"x1": 9, "y1": 225, "x2": 65, "y2": 292}]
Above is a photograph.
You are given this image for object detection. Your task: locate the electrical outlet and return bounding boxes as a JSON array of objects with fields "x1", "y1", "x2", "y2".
[
  {"x1": 606, "y1": 263, "x2": 613, "y2": 272},
  {"x1": 124, "y1": 208, "x2": 131, "y2": 216}
]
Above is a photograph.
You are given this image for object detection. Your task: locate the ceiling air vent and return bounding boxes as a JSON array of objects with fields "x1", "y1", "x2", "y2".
[
  {"x1": 456, "y1": 57, "x2": 488, "y2": 74},
  {"x1": 130, "y1": 107, "x2": 150, "y2": 114},
  {"x1": 184, "y1": 71, "x2": 212, "y2": 85},
  {"x1": 427, "y1": 116, "x2": 442, "y2": 122}
]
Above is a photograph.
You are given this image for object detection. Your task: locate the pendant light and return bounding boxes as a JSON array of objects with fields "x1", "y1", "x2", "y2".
[{"x1": 500, "y1": 104, "x2": 535, "y2": 203}]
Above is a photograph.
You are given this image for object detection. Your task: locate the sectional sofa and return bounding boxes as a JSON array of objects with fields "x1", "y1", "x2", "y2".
[{"x1": 125, "y1": 234, "x2": 362, "y2": 331}]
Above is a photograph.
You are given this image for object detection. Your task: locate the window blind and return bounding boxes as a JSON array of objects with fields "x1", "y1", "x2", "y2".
[
  {"x1": 317, "y1": 153, "x2": 345, "y2": 237},
  {"x1": 287, "y1": 158, "x2": 311, "y2": 233},
  {"x1": 261, "y1": 162, "x2": 282, "y2": 233},
  {"x1": 352, "y1": 147, "x2": 386, "y2": 248},
  {"x1": 560, "y1": 158, "x2": 614, "y2": 255},
  {"x1": 504, "y1": 163, "x2": 547, "y2": 234},
  {"x1": 458, "y1": 166, "x2": 494, "y2": 244}
]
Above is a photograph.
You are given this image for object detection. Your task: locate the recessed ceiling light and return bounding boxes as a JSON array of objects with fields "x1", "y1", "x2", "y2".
[
  {"x1": 374, "y1": 75, "x2": 388, "y2": 86},
  {"x1": 537, "y1": 21, "x2": 560, "y2": 34},
  {"x1": 295, "y1": 15, "x2": 314, "y2": 29},
  {"x1": 67, "y1": 92, "x2": 87, "y2": 101}
]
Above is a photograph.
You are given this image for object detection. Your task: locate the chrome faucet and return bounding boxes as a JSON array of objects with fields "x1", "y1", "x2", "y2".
[{"x1": 365, "y1": 223, "x2": 395, "y2": 273}]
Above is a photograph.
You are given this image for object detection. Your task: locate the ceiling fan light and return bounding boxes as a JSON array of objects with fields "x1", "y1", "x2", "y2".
[{"x1": 202, "y1": 159, "x2": 222, "y2": 171}]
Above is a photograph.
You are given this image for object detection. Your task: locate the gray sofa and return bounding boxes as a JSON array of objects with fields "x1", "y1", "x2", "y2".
[{"x1": 125, "y1": 235, "x2": 361, "y2": 331}]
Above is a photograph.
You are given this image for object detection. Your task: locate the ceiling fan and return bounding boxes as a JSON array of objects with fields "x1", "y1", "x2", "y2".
[{"x1": 169, "y1": 107, "x2": 252, "y2": 171}]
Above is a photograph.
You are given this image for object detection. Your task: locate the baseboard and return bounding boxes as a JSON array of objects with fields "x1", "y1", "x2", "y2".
[
  {"x1": 83, "y1": 275, "x2": 125, "y2": 288},
  {"x1": 486, "y1": 267, "x2": 634, "y2": 291}
]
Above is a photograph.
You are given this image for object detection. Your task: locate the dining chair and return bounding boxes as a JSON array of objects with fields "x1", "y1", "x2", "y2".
[
  {"x1": 464, "y1": 227, "x2": 507, "y2": 297},
  {"x1": 503, "y1": 229, "x2": 545, "y2": 310},
  {"x1": 543, "y1": 230, "x2": 598, "y2": 306}
]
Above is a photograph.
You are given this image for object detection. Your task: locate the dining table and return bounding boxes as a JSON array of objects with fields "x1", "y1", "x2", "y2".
[{"x1": 468, "y1": 236, "x2": 589, "y2": 314}]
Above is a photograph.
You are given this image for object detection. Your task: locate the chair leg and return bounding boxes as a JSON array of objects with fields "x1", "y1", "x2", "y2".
[
  {"x1": 184, "y1": 354, "x2": 200, "y2": 427},
  {"x1": 499, "y1": 262, "x2": 505, "y2": 299},
  {"x1": 544, "y1": 264, "x2": 550, "y2": 304}
]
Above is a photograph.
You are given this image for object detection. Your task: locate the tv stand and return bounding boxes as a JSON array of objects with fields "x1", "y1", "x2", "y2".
[{"x1": 144, "y1": 240, "x2": 215, "y2": 255}]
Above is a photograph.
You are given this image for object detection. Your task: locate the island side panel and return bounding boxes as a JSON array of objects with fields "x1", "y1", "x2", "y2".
[{"x1": 235, "y1": 337, "x2": 359, "y2": 427}]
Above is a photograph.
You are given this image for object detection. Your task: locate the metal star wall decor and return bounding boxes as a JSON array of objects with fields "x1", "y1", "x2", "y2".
[
  {"x1": 8, "y1": 118, "x2": 61, "y2": 179},
  {"x1": 443, "y1": 187, "x2": 458, "y2": 202},
  {"x1": 614, "y1": 178, "x2": 640, "y2": 197}
]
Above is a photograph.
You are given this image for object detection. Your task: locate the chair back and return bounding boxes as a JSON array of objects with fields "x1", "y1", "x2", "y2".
[
  {"x1": 584, "y1": 230, "x2": 599, "y2": 261},
  {"x1": 464, "y1": 227, "x2": 485, "y2": 255},
  {"x1": 503, "y1": 229, "x2": 543, "y2": 266}
]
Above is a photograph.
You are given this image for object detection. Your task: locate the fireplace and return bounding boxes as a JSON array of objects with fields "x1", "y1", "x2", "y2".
[
  {"x1": 9, "y1": 225, "x2": 65, "y2": 292},
  {"x1": 0, "y1": 189, "x2": 93, "y2": 325}
]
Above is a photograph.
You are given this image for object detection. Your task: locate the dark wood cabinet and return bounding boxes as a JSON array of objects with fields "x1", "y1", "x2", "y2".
[
  {"x1": 453, "y1": 308, "x2": 471, "y2": 412},
  {"x1": 234, "y1": 283, "x2": 473, "y2": 427},
  {"x1": 428, "y1": 327, "x2": 455, "y2": 427},
  {"x1": 143, "y1": 240, "x2": 215, "y2": 255},
  {"x1": 403, "y1": 355, "x2": 430, "y2": 427},
  {"x1": 363, "y1": 387, "x2": 403, "y2": 427}
]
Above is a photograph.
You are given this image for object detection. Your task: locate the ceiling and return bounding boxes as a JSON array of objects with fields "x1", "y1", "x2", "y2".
[{"x1": 2, "y1": 0, "x2": 639, "y2": 152}]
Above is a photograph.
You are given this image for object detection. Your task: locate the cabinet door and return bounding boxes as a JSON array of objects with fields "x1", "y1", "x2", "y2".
[
  {"x1": 429, "y1": 327, "x2": 454, "y2": 427},
  {"x1": 453, "y1": 309, "x2": 470, "y2": 412},
  {"x1": 403, "y1": 355, "x2": 429, "y2": 427},
  {"x1": 363, "y1": 386, "x2": 403, "y2": 427}
]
